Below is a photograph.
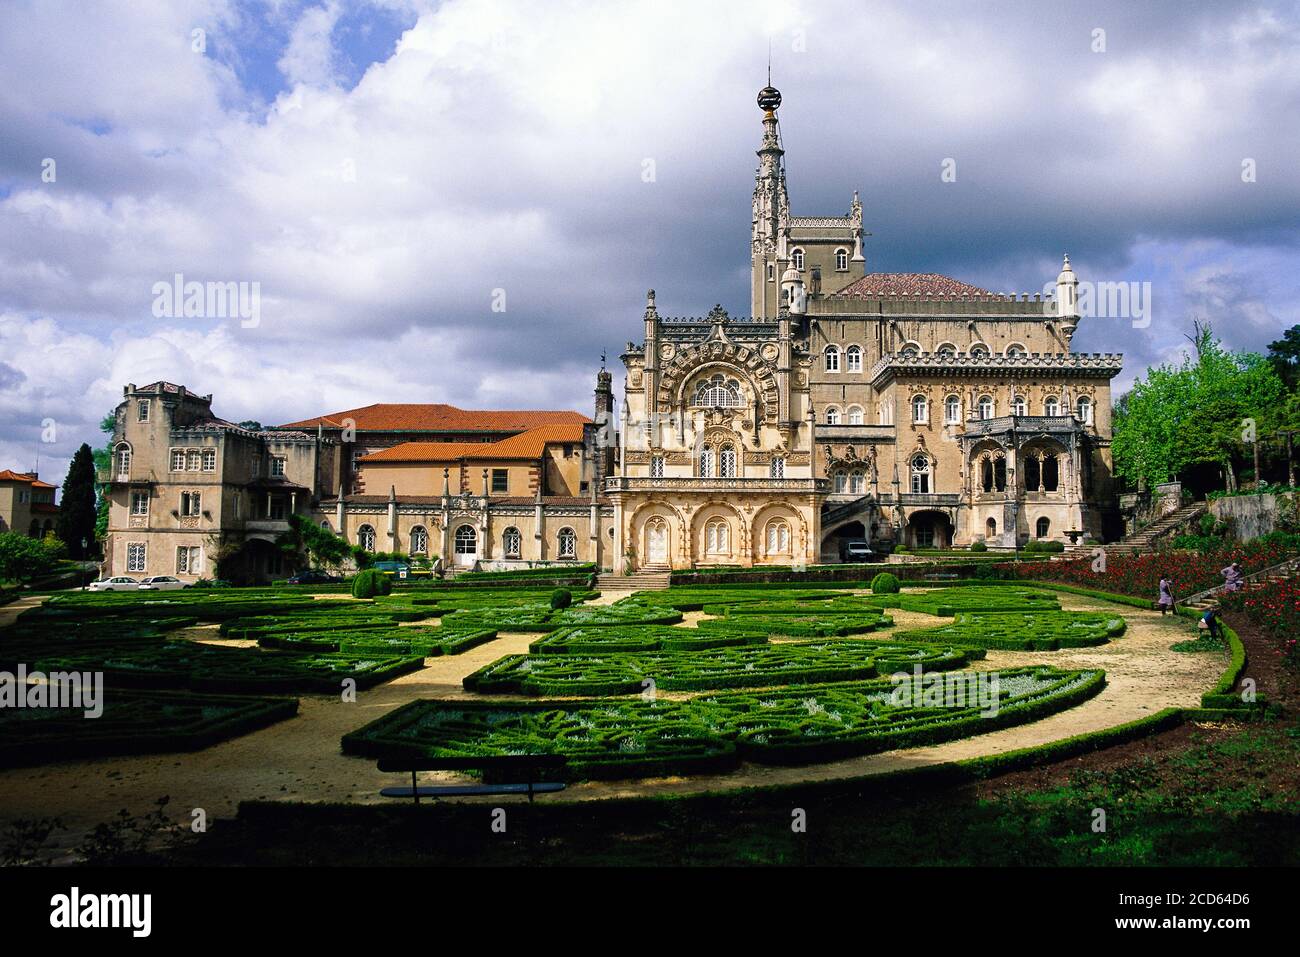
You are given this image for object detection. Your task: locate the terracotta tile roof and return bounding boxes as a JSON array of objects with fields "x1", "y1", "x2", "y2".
[
  {"x1": 276, "y1": 403, "x2": 590, "y2": 433},
  {"x1": 832, "y1": 273, "x2": 1004, "y2": 298},
  {"x1": 358, "y1": 423, "x2": 587, "y2": 464},
  {"x1": 0, "y1": 469, "x2": 53, "y2": 488}
]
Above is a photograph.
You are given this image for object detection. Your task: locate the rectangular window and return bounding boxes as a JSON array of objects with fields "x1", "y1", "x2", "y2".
[
  {"x1": 202, "y1": 449, "x2": 216, "y2": 472},
  {"x1": 130, "y1": 491, "x2": 149, "y2": 516},
  {"x1": 180, "y1": 491, "x2": 201, "y2": 516},
  {"x1": 126, "y1": 542, "x2": 146, "y2": 573},
  {"x1": 252, "y1": 454, "x2": 261, "y2": 477},
  {"x1": 271, "y1": 457, "x2": 286, "y2": 477},
  {"x1": 176, "y1": 545, "x2": 201, "y2": 574},
  {"x1": 170, "y1": 449, "x2": 186, "y2": 471},
  {"x1": 770, "y1": 457, "x2": 785, "y2": 479},
  {"x1": 269, "y1": 498, "x2": 286, "y2": 521},
  {"x1": 186, "y1": 450, "x2": 201, "y2": 471},
  {"x1": 650, "y1": 456, "x2": 664, "y2": 478},
  {"x1": 138, "y1": 400, "x2": 150, "y2": 422},
  {"x1": 18, "y1": 490, "x2": 29, "y2": 503},
  {"x1": 234, "y1": 495, "x2": 241, "y2": 519},
  {"x1": 491, "y1": 469, "x2": 508, "y2": 493}
]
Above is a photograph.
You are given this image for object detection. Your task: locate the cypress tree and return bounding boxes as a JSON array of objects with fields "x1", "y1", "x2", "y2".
[{"x1": 56, "y1": 443, "x2": 98, "y2": 559}]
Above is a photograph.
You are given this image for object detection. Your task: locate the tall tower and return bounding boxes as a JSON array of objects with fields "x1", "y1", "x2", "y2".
[
  {"x1": 751, "y1": 82, "x2": 791, "y2": 320},
  {"x1": 593, "y1": 363, "x2": 615, "y2": 485}
]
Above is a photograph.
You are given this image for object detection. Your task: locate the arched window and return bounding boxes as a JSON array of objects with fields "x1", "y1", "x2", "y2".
[
  {"x1": 846, "y1": 344, "x2": 862, "y2": 372},
  {"x1": 357, "y1": 524, "x2": 376, "y2": 551},
  {"x1": 986, "y1": 517, "x2": 997, "y2": 539},
  {"x1": 557, "y1": 527, "x2": 577, "y2": 559},
  {"x1": 454, "y1": 525, "x2": 477, "y2": 555},
  {"x1": 912, "y1": 395, "x2": 928, "y2": 423},
  {"x1": 945, "y1": 395, "x2": 961, "y2": 424},
  {"x1": 824, "y1": 345, "x2": 840, "y2": 372},
  {"x1": 320, "y1": 520, "x2": 331, "y2": 530},
  {"x1": 694, "y1": 373, "x2": 743, "y2": 407},
  {"x1": 936, "y1": 342, "x2": 958, "y2": 357},
  {"x1": 849, "y1": 470, "x2": 866, "y2": 494},
  {"x1": 765, "y1": 520, "x2": 791, "y2": 555},
  {"x1": 409, "y1": 525, "x2": 428, "y2": 555},
  {"x1": 835, "y1": 248, "x2": 849, "y2": 271},
  {"x1": 969, "y1": 343, "x2": 990, "y2": 358},
  {"x1": 825, "y1": 406, "x2": 841, "y2": 425},
  {"x1": 978, "y1": 395, "x2": 994, "y2": 419},
  {"x1": 1005, "y1": 343, "x2": 1026, "y2": 357},
  {"x1": 503, "y1": 526, "x2": 522, "y2": 557},
  {"x1": 792, "y1": 249, "x2": 805, "y2": 271},
  {"x1": 900, "y1": 341, "x2": 921, "y2": 357},
  {"x1": 980, "y1": 457, "x2": 1007, "y2": 492},
  {"x1": 767, "y1": 262, "x2": 775, "y2": 281},
  {"x1": 704, "y1": 519, "x2": 731, "y2": 555},
  {"x1": 847, "y1": 405, "x2": 864, "y2": 425},
  {"x1": 1012, "y1": 394, "x2": 1027, "y2": 416},
  {"x1": 699, "y1": 446, "x2": 714, "y2": 478},
  {"x1": 1044, "y1": 396, "x2": 1060, "y2": 416},
  {"x1": 114, "y1": 443, "x2": 132, "y2": 478},
  {"x1": 719, "y1": 444, "x2": 737, "y2": 478},
  {"x1": 910, "y1": 455, "x2": 932, "y2": 494},
  {"x1": 1036, "y1": 517, "x2": 1051, "y2": 539},
  {"x1": 1077, "y1": 396, "x2": 1093, "y2": 424},
  {"x1": 833, "y1": 471, "x2": 848, "y2": 493}
]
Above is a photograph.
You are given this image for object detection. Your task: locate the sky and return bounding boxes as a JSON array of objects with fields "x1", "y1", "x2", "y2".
[{"x1": 2, "y1": 0, "x2": 1299, "y2": 492}]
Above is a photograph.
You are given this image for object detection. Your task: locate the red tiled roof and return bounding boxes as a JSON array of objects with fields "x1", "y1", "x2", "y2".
[
  {"x1": 832, "y1": 273, "x2": 1003, "y2": 298},
  {"x1": 358, "y1": 423, "x2": 587, "y2": 464},
  {"x1": 0, "y1": 469, "x2": 53, "y2": 488},
  {"x1": 277, "y1": 404, "x2": 589, "y2": 433}
]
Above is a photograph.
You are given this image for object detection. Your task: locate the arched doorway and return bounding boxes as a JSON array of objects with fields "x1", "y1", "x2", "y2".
[
  {"x1": 643, "y1": 516, "x2": 669, "y2": 566},
  {"x1": 821, "y1": 521, "x2": 867, "y2": 563},
  {"x1": 985, "y1": 517, "x2": 998, "y2": 541},
  {"x1": 453, "y1": 524, "x2": 478, "y2": 566}
]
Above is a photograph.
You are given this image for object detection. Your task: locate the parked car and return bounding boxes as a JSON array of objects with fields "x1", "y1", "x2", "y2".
[
  {"x1": 137, "y1": 576, "x2": 190, "y2": 591},
  {"x1": 286, "y1": 569, "x2": 343, "y2": 585},
  {"x1": 843, "y1": 541, "x2": 876, "y2": 563},
  {"x1": 86, "y1": 576, "x2": 140, "y2": 592},
  {"x1": 370, "y1": 560, "x2": 410, "y2": 579}
]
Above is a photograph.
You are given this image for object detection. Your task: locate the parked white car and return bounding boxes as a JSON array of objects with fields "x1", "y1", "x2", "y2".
[
  {"x1": 86, "y1": 576, "x2": 140, "y2": 592},
  {"x1": 137, "y1": 576, "x2": 190, "y2": 591}
]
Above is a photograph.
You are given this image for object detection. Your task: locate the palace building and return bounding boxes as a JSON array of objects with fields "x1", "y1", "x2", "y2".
[
  {"x1": 609, "y1": 82, "x2": 1121, "y2": 570},
  {"x1": 100, "y1": 82, "x2": 1120, "y2": 582}
]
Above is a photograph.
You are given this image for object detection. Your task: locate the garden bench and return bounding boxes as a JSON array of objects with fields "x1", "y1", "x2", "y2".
[{"x1": 376, "y1": 754, "x2": 568, "y2": 805}]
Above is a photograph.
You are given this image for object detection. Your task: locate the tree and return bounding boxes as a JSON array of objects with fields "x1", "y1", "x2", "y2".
[
  {"x1": 92, "y1": 411, "x2": 117, "y2": 542},
  {"x1": 276, "y1": 514, "x2": 355, "y2": 571},
  {"x1": 0, "y1": 532, "x2": 58, "y2": 585},
  {"x1": 1113, "y1": 323, "x2": 1286, "y2": 491},
  {"x1": 56, "y1": 443, "x2": 98, "y2": 559},
  {"x1": 1267, "y1": 324, "x2": 1300, "y2": 391}
]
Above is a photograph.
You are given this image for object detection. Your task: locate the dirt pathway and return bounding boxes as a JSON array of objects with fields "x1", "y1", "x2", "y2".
[{"x1": 0, "y1": 592, "x2": 1221, "y2": 848}]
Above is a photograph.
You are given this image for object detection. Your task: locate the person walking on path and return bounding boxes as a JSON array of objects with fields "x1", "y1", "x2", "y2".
[{"x1": 1158, "y1": 576, "x2": 1175, "y2": 615}]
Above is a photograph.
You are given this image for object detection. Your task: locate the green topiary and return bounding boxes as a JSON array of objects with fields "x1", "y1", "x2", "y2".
[
  {"x1": 350, "y1": 569, "x2": 393, "y2": 599},
  {"x1": 870, "y1": 572, "x2": 901, "y2": 594},
  {"x1": 970, "y1": 540, "x2": 988, "y2": 552},
  {"x1": 550, "y1": 587, "x2": 573, "y2": 610}
]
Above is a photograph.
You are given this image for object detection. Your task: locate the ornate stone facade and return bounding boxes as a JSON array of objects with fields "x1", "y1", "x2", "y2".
[{"x1": 610, "y1": 85, "x2": 1122, "y2": 569}]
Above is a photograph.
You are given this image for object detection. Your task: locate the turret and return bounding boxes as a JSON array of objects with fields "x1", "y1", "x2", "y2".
[
  {"x1": 781, "y1": 264, "x2": 806, "y2": 315},
  {"x1": 1055, "y1": 254, "x2": 1080, "y2": 343}
]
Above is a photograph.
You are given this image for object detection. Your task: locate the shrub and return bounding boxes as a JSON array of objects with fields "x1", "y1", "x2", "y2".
[
  {"x1": 350, "y1": 569, "x2": 392, "y2": 599},
  {"x1": 549, "y1": 587, "x2": 573, "y2": 610},
  {"x1": 871, "y1": 572, "x2": 901, "y2": 594},
  {"x1": 970, "y1": 540, "x2": 987, "y2": 552}
]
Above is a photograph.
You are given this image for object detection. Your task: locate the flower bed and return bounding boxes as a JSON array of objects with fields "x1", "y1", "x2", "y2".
[
  {"x1": 529, "y1": 625, "x2": 769, "y2": 654},
  {"x1": 1217, "y1": 576, "x2": 1300, "y2": 668},
  {"x1": 890, "y1": 587, "x2": 1060, "y2": 617}
]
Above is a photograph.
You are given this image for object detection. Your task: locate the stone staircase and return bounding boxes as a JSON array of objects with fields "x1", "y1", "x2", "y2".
[
  {"x1": 596, "y1": 565, "x2": 673, "y2": 592},
  {"x1": 1182, "y1": 556, "x2": 1300, "y2": 610},
  {"x1": 1108, "y1": 503, "x2": 1207, "y2": 553}
]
